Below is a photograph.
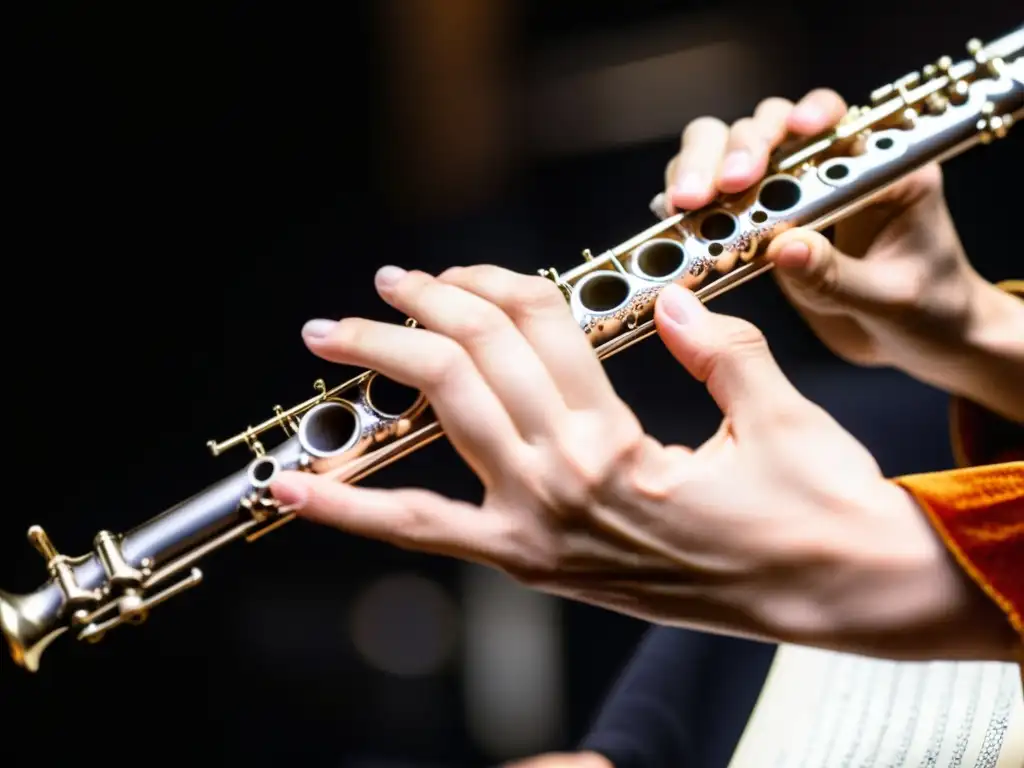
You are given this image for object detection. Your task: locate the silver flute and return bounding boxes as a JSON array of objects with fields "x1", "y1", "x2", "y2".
[{"x1": 2, "y1": 26, "x2": 1022, "y2": 673}]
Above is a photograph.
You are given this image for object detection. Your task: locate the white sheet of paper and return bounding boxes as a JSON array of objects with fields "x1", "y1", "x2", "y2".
[{"x1": 728, "y1": 644, "x2": 1024, "y2": 768}]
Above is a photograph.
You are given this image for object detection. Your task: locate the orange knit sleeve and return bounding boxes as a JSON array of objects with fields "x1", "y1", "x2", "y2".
[
  {"x1": 892, "y1": 280, "x2": 1024, "y2": 652},
  {"x1": 893, "y1": 463, "x2": 1024, "y2": 641}
]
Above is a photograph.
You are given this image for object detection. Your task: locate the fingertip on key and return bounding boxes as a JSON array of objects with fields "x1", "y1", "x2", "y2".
[
  {"x1": 788, "y1": 109, "x2": 827, "y2": 135},
  {"x1": 671, "y1": 171, "x2": 714, "y2": 211}
]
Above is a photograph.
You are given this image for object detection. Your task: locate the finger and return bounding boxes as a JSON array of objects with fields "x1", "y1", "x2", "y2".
[
  {"x1": 373, "y1": 266, "x2": 565, "y2": 439},
  {"x1": 765, "y1": 228, "x2": 898, "y2": 314},
  {"x1": 301, "y1": 317, "x2": 523, "y2": 483},
  {"x1": 717, "y1": 98, "x2": 793, "y2": 193},
  {"x1": 666, "y1": 116, "x2": 729, "y2": 212},
  {"x1": 627, "y1": 435, "x2": 695, "y2": 500},
  {"x1": 787, "y1": 88, "x2": 848, "y2": 136},
  {"x1": 270, "y1": 470, "x2": 511, "y2": 565},
  {"x1": 438, "y1": 265, "x2": 622, "y2": 411},
  {"x1": 654, "y1": 283, "x2": 808, "y2": 430}
]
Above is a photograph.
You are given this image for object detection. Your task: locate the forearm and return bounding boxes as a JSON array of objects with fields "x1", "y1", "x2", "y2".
[{"x1": 806, "y1": 479, "x2": 1023, "y2": 663}]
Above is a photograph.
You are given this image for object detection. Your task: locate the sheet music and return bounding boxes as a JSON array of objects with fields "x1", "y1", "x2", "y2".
[{"x1": 727, "y1": 644, "x2": 1024, "y2": 768}]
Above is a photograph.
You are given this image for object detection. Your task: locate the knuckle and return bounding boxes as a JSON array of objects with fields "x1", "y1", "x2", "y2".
[
  {"x1": 395, "y1": 492, "x2": 440, "y2": 543},
  {"x1": 450, "y1": 306, "x2": 507, "y2": 345},
  {"x1": 437, "y1": 265, "x2": 465, "y2": 282},
  {"x1": 396, "y1": 269, "x2": 430, "y2": 293},
  {"x1": 384, "y1": 269, "x2": 431, "y2": 304},
  {"x1": 419, "y1": 339, "x2": 471, "y2": 390},
  {"x1": 721, "y1": 319, "x2": 769, "y2": 358},
  {"x1": 729, "y1": 117, "x2": 768, "y2": 148},
  {"x1": 610, "y1": 411, "x2": 647, "y2": 456},
  {"x1": 443, "y1": 263, "x2": 515, "y2": 297},
  {"x1": 691, "y1": 318, "x2": 768, "y2": 381},
  {"x1": 626, "y1": 438, "x2": 689, "y2": 502},
  {"x1": 557, "y1": 456, "x2": 604, "y2": 510},
  {"x1": 804, "y1": 245, "x2": 841, "y2": 296},
  {"x1": 509, "y1": 275, "x2": 567, "y2": 316},
  {"x1": 452, "y1": 263, "x2": 500, "y2": 284},
  {"x1": 883, "y1": 261, "x2": 929, "y2": 312},
  {"x1": 332, "y1": 316, "x2": 369, "y2": 348},
  {"x1": 478, "y1": 263, "x2": 510, "y2": 277},
  {"x1": 554, "y1": 410, "x2": 646, "y2": 504}
]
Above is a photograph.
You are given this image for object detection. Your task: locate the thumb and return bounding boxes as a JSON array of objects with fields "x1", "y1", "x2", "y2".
[
  {"x1": 655, "y1": 283, "x2": 806, "y2": 427},
  {"x1": 765, "y1": 227, "x2": 891, "y2": 312}
]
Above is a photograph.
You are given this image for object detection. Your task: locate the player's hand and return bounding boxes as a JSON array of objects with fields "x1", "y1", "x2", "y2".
[
  {"x1": 661, "y1": 89, "x2": 1024, "y2": 421},
  {"x1": 270, "y1": 265, "x2": 1016, "y2": 662}
]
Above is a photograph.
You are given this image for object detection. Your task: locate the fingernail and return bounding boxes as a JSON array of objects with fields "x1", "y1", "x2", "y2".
[
  {"x1": 302, "y1": 318, "x2": 338, "y2": 339},
  {"x1": 375, "y1": 265, "x2": 407, "y2": 290},
  {"x1": 674, "y1": 171, "x2": 706, "y2": 200},
  {"x1": 721, "y1": 150, "x2": 751, "y2": 178},
  {"x1": 659, "y1": 283, "x2": 705, "y2": 325},
  {"x1": 270, "y1": 474, "x2": 308, "y2": 508},
  {"x1": 650, "y1": 192, "x2": 670, "y2": 219},
  {"x1": 777, "y1": 241, "x2": 811, "y2": 270}
]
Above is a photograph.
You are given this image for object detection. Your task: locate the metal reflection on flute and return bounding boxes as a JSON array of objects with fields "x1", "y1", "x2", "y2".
[{"x1": 3, "y1": 27, "x2": 1023, "y2": 672}]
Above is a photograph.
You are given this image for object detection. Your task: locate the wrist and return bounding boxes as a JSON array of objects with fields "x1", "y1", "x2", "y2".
[
  {"x1": 862, "y1": 482, "x2": 1018, "y2": 660},
  {"x1": 955, "y1": 276, "x2": 1024, "y2": 421},
  {"x1": 782, "y1": 481, "x2": 1019, "y2": 661}
]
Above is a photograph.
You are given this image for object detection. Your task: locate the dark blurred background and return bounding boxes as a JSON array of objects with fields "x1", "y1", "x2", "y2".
[{"x1": 4, "y1": 2, "x2": 1020, "y2": 766}]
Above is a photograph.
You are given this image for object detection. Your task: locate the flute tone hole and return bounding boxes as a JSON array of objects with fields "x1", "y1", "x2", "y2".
[
  {"x1": 751, "y1": 210, "x2": 768, "y2": 224},
  {"x1": 825, "y1": 163, "x2": 850, "y2": 180},
  {"x1": 578, "y1": 273, "x2": 631, "y2": 313},
  {"x1": 875, "y1": 136, "x2": 894, "y2": 149},
  {"x1": 298, "y1": 401, "x2": 360, "y2": 457},
  {"x1": 633, "y1": 239, "x2": 687, "y2": 280},
  {"x1": 758, "y1": 177, "x2": 802, "y2": 212},
  {"x1": 708, "y1": 242, "x2": 725, "y2": 257},
  {"x1": 248, "y1": 456, "x2": 280, "y2": 488},
  {"x1": 366, "y1": 373, "x2": 421, "y2": 418},
  {"x1": 699, "y1": 212, "x2": 737, "y2": 241},
  {"x1": 251, "y1": 460, "x2": 276, "y2": 483}
]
